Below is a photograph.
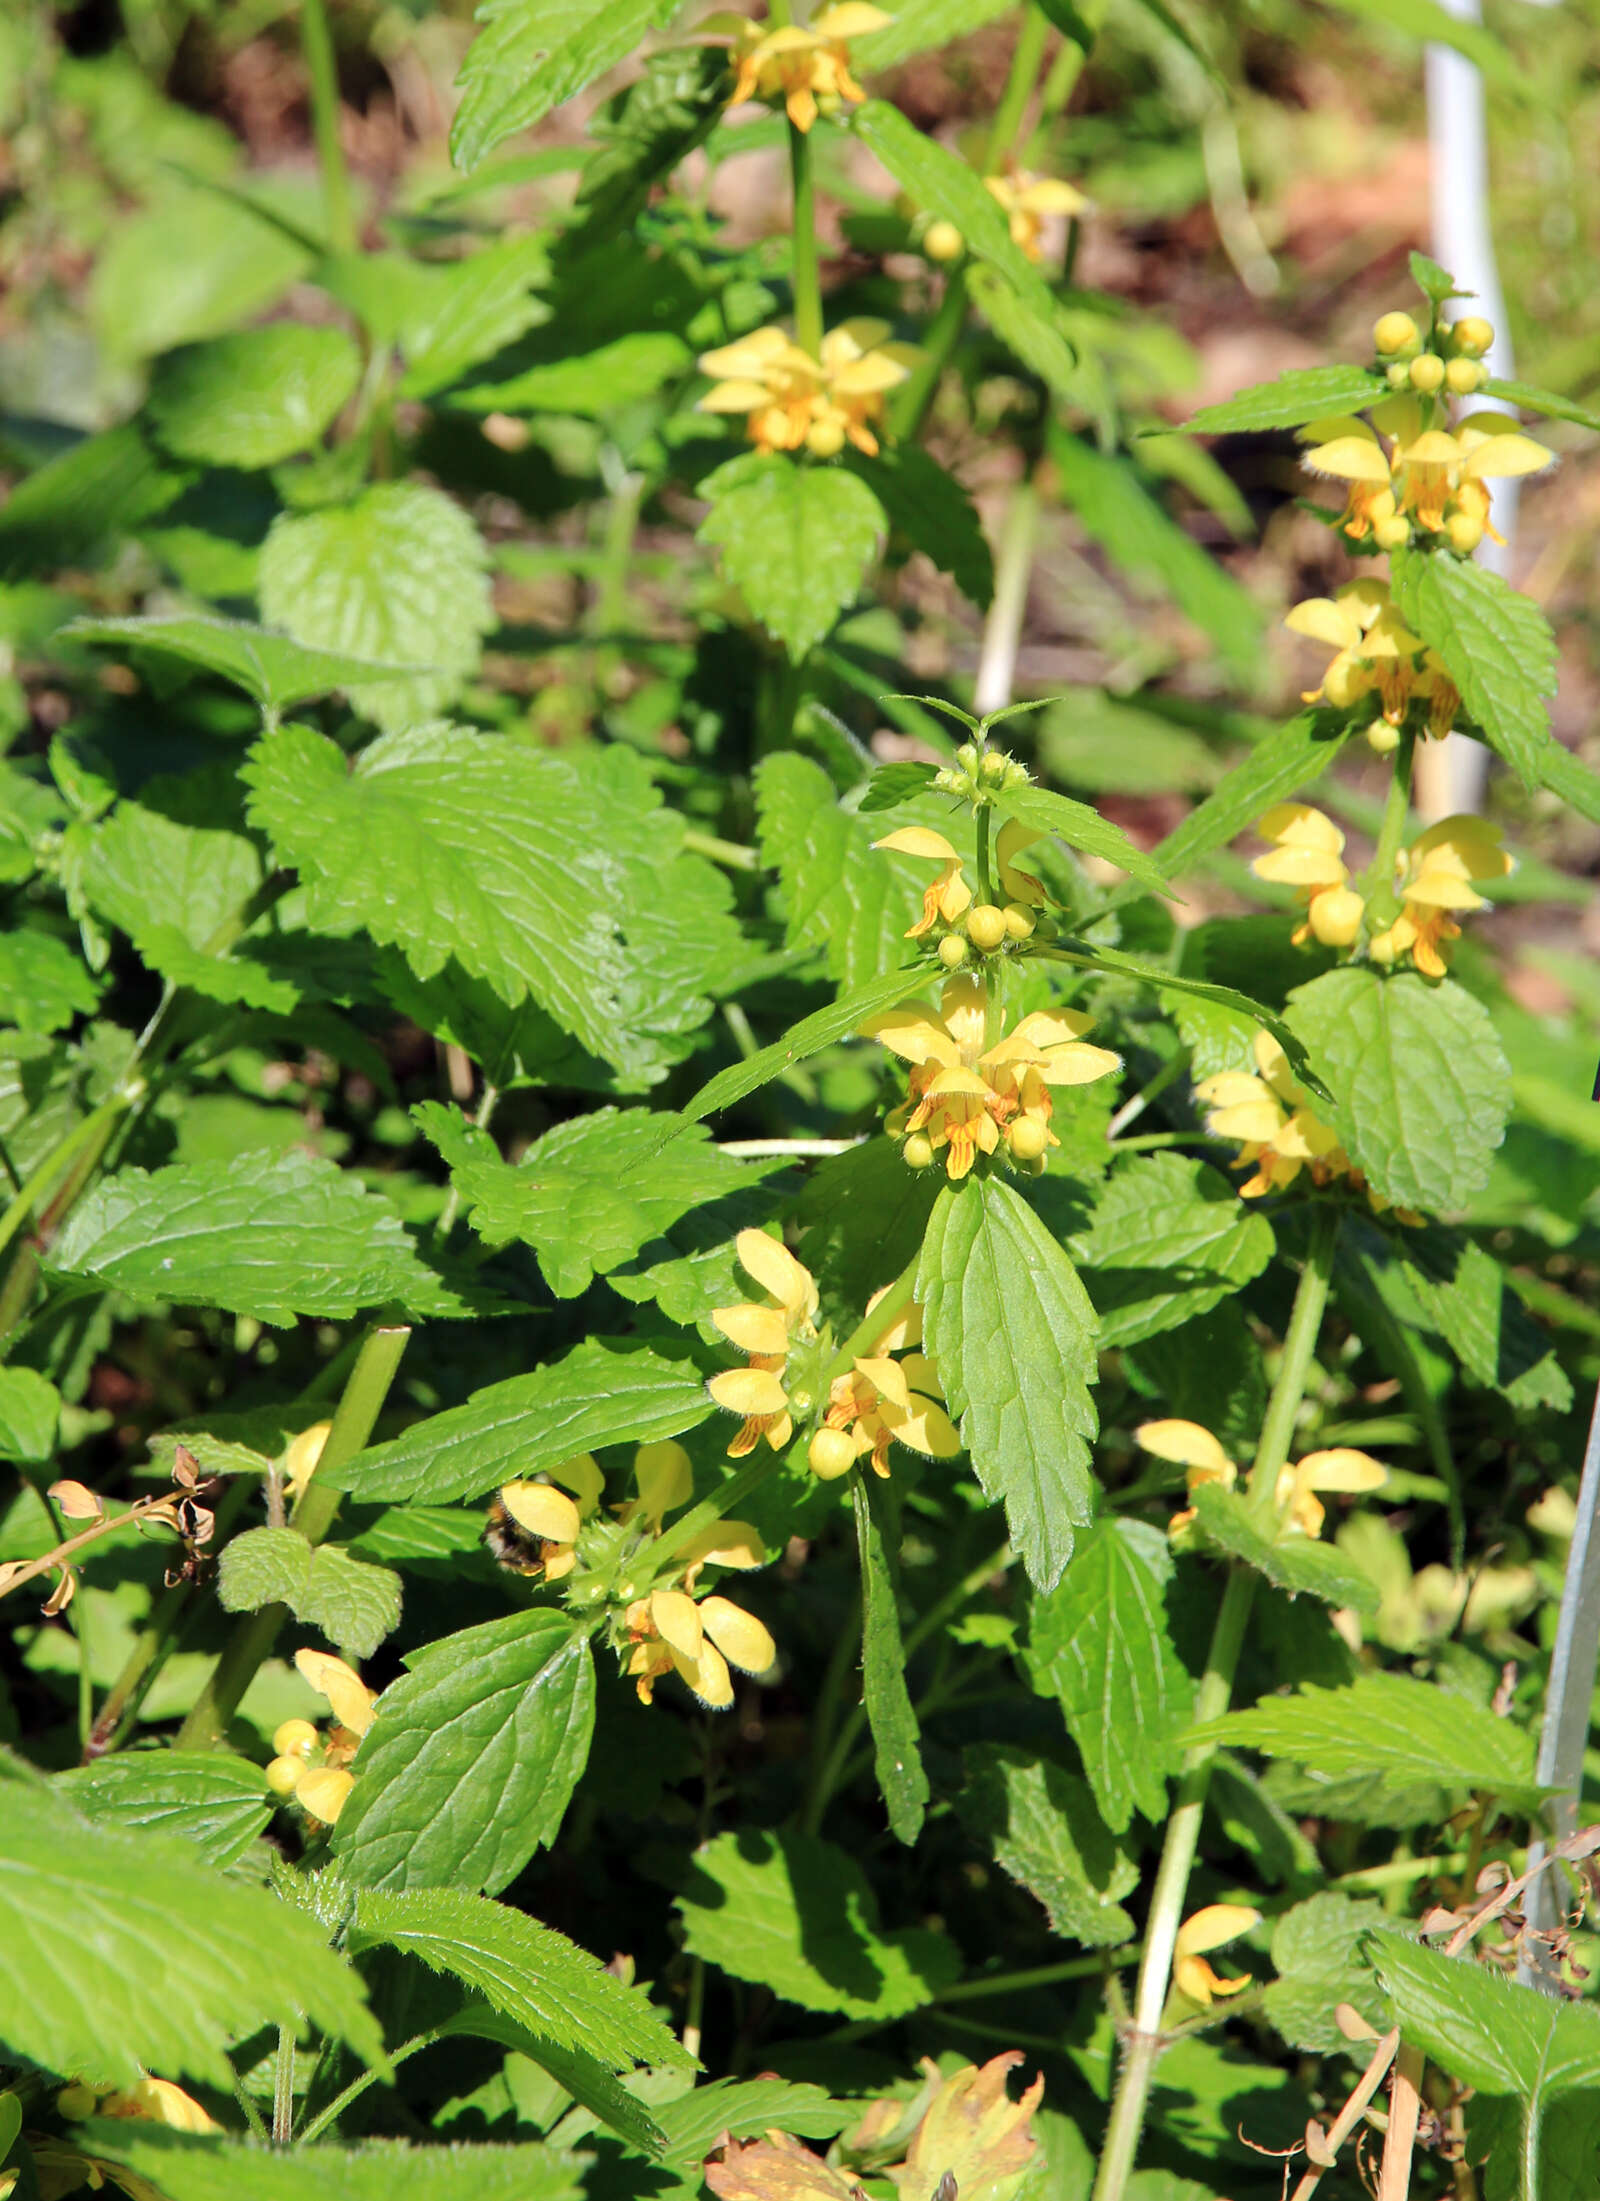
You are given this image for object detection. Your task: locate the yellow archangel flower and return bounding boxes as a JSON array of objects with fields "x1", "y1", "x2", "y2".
[
  {"x1": 697, "y1": 318, "x2": 917, "y2": 457},
  {"x1": 1135, "y1": 1418, "x2": 1237, "y2": 1536},
  {"x1": 265, "y1": 1649, "x2": 378, "y2": 1826},
  {"x1": 624, "y1": 1585, "x2": 777, "y2": 1709},
  {"x1": 866, "y1": 974, "x2": 1120, "y2": 1180},
  {"x1": 708, "y1": 1228, "x2": 821, "y2": 1455},
  {"x1": 710, "y1": 4, "x2": 892, "y2": 135},
  {"x1": 984, "y1": 170, "x2": 1087, "y2": 261},
  {"x1": 58, "y1": 2078, "x2": 221, "y2": 2136},
  {"x1": 815, "y1": 1287, "x2": 960, "y2": 1479},
  {"x1": 1298, "y1": 397, "x2": 1553, "y2": 553},
  {"x1": 1368, "y1": 813, "x2": 1514, "y2": 980},
  {"x1": 1194, "y1": 1030, "x2": 1351, "y2": 1201},
  {"x1": 873, "y1": 820, "x2": 1046, "y2": 940},
  {"x1": 1275, "y1": 1446, "x2": 1388, "y2": 1537},
  {"x1": 1284, "y1": 580, "x2": 1461, "y2": 742},
  {"x1": 1173, "y1": 1904, "x2": 1261, "y2": 2007},
  {"x1": 491, "y1": 1452, "x2": 604, "y2": 1582},
  {"x1": 1250, "y1": 802, "x2": 1365, "y2": 950}
]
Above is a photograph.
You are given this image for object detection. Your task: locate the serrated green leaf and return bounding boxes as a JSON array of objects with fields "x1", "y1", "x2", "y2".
[
  {"x1": 91, "y1": 186, "x2": 312, "y2": 363},
  {"x1": 674, "y1": 967, "x2": 927, "y2": 1128},
  {"x1": 68, "y1": 766, "x2": 264, "y2": 985},
  {"x1": 1263, "y1": 1891, "x2": 1387, "y2": 2053},
  {"x1": 1390, "y1": 547, "x2": 1555, "y2": 786},
  {"x1": 350, "y1": 1885, "x2": 690, "y2": 2070},
  {"x1": 1184, "y1": 364, "x2": 1388, "y2": 436},
  {"x1": 1285, "y1": 968, "x2": 1512, "y2": 1213},
  {"x1": 851, "y1": 0, "x2": 1013, "y2": 68},
  {"x1": 83, "y1": 2132, "x2": 584, "y2": 2201},
  {"x1": 569, "y1": 46, "x2": 729, "y2": 246},
  {"x1": 754, "y1": 752, "x2": 927, "y2": 987},
  {"x1": 858, "y1": 762, "x2": 938, "y2": 813},
  {"x1": 846, "y1": 445, "x2": 993, "y2": 608},
  {"x1": 918, "y1": 1178, "x2": 1098, "y2": 1592},
  {"x1": 651, "y1": 2079, "x2": 853, "y2": 2164},
  {"x1": 219, "y1": 1525, "x2": 313, "y2": 1613},
  {"x1": 245, "y1": 723, "x2": 740, "y2": 1086},
  {"x1": 1371, "y1": 1929, "x2": 1600, "y2": 2099},
  {"x1": 676, "y1": 1828, "x2": 958, "y2": 2017},
  {"x1": 1188, "y1": 1483, "x2": 1381, "y2": 1613},
  {"x1": 436, "y1": 2007, "x2": 668, "y2": 2152},
  {"x1": 1189, "y1": 1674, "x2": 1542, "y2": 1805},
  {"x1": 0, "y1": 929, "x2": 97, "y2": 1034},
  {"x1": 395, "y1": 234, "x2": 553, "y2": 399},
  {"x1": 416, "y1": 1100, "x2": 780, "y2": 1300},
  {"x1": 50, "y1": 1151, "x2": 490, "y2": 1325},
  {"x1": 854, "y1": 1474, "x2": 928, "y2": 1846},
  {"x1": 699, "y1": 455, "x2": 886, "y2": 662},
  {"x1": 956, "y1": 1744, "x2": 1137, "y2": 1946},
  {"x1": 0, "y1": 1368, "x2": 61, "y2": 1463},
  {"x1": 1480, "y1": 376, "x2": 1600, "y2": 434},
  {"x1": 66, "y1": 615, "x2": 427, "y2": 709},
  {"x1": 460, "y1": 331, "x2": 691, "y2": 417},
  {"x1": 965, "y1": 262, "x2": 1081, "y2": 405},
  {"x1": 1154, "y1": 712, "x2": 1350, "y2": 879},
  {"x1": 334, "y1": 1612, "x2": 595, "y2": 1894},
  {"x1": 992, "y1": 780, "x2": 1171, "y2": 897},
  {"x1": 258, "y1": 484, "x2": 493, "y2": 731},
  {"x1": 1071, "y1": 1153, "x2": 1273, "y2": 1346},
  {"x1": 451, "y1": 0, "x2": 682, "y2": 171},
  {"x1": 0, "y1": 424, "x2": 191, "y2": 581},
  {"x1": 328, "y1": 1338, "x2": 713, "y2": 1505},
  {"x1": 0, "y1": 1785, "x2": 379, "y2": 2090},
  {"x1": 302, "y1": 1545, "x2": 404, "y2": 1658},
  {"x1": 1359, "y1": 1219, "x2": 1569, "y2": 1412},
  {"x1": 1026, "y1": 1518, "x2": 1191, "y2": 1831},
  {"x1": 147, "y1": 326, "x2": 362, "y2": 469},
  {"x1": 1050, "y1": 431, "x2": 1261, "y2": 671},
  {"x1": 1536, "y1": 740, "x2": 1600, "y2": 828},
  {"x1": 51, "y1": 1754, "x2": 273, "y2": 1867}
]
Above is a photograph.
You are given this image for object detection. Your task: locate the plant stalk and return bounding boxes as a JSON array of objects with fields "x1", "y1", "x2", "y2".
[
  {"x1": 1363, "y1": 724, "x2": 1416, "y2": 928},
  {"x1": 890, "y1": 269, "x2": 967, "y2": 443},
  {"x1": 300, "y1": 0, "x2": 356, "y2": 254},
  {"x1": 788, "y1": 120, "x2": 824, "y2": 358},
  {"x1": 984, "y1": 4, "x2": 1053, "y2": 174},
  {"x1": 973, "y1": 480, "x2": 1039, "y2": 717}
]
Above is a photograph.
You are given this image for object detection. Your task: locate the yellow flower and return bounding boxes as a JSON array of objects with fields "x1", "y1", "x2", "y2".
[
  {"x1": 1275, "y1": 1447, "x2": 1388, "y2": 1537},
  {"x1": 984, "y1": 170, "x2": 1086, "y2": 260},
  {"x1": 493, "y1": 1454, "x2": 602, "y2": 1581},
  {"x1": 817, "y1": 1288, "x2": 960, "y2": 1478},
  {"x1": 875, "y1": 825, "x2": 973, "y2": 936},
  {"x1": 715, "y1": 4, "x2": 891, "y2": 134},
  {"x1": 1250, "y1": 802, "x2": 1365, "y2": 949},
  {"x1": 624, "y1": 1585, "x2": 777, "y2": 1709},
  {"x1": 266, "y1": 1649, "x2": 378, "y2": 1826},
  {"x1": 59, "y1": 2078, "x2": 220, "y2": 2135},
  {"x1": 1368, "y1": 814, "x2": 1514, "y2": 980},
  {"x1": 1284, "y1": 580, "x2": 1426, "y2": 719},
  {"x1": 1194, "y1": 1030, "x2": 1350, "y2": 1200},
  {"x1": 709, "y1": 1229, "x2": 820, "y2": 1455},
  {"x1": 1298, "y1": 398, "x2": 1552, "y2": 550},
  {"x1": 282, "y1": 1420, "x2": 333, "y2": 1504},
  {"x1": 1135, "y1": 1418, "x2": 1236, "y2": 1536},
  {"x1": 1173, "y1": 1904, "x2": 1260, "y2": 2006},
  {"x1": 698, "y1": 318, "x2": 915, "y2": 457},
  {"x1": 867, "y1": 975, "x2": 1119, "y2": 1180}
]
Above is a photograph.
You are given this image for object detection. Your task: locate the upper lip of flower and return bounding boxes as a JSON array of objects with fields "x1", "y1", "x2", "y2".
[{"x1": 708, "y1": 1229, "x2": 821, "y2": 1453}]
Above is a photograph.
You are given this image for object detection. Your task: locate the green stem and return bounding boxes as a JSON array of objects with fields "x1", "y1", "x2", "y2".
[
  {"x1": 174, "y1": 1321, "x2": 411, "y2": 1748},
  {"x1": 300, "y1": 0, "x2": 356, "y2": 254},
  {"x1": 1106, "y1": 1048, "x2": 1192, "y2": 1140},
  {"x1": 822, "y1": 1257, "x2": 920, "y2": 1385},
  {"x1": 1038, "y1": 0, "x2": 1106, "y2": 117},
  {"x1": 0, "y1": 1093, "x2": 130, "y2": 1270},
  {"x1": 799, "y1": 1594, "x2": 863, "y2": 1836},
  {"x1": 435, "y1": 1081, "x2": 501, "y2": 1242},
  {"x1": 939, "y1": 1952, "x2": 1129, "y2": 2003},
  {"x1": 646, "y1": 1454, "x2": 787, "y2": 1577},
  {"x1": 297, "y1": 2028, "x2": 443, "y2": 2145},
  {"x1": 984, "y1": 4, "x2": 1053, "y2": 173},
  {"x1": 1363, "y1": 724, "x2": 1416, "y2": 929},
  {"x1": 891, "y1": 269, "x2": 967, "y2": 443},
  {"x1": 682, "y1": 828, "x2": 760, "y2": 872},
  {"x1": 1092, "y1": 1208, "x2": 1339, "y2": 2201},
  {"x1": 974, "y1": 805, "x2": 994, "y2": 906},
  {"x1": 272, "y1": 2025, "x2": 296, "y2": 2146},
  {"x1": 973, "y1": 480, "x2": 1038, "y2": 717},
  {"x1": 788, "y1": 120, "x2": 824, "y2": 357}
]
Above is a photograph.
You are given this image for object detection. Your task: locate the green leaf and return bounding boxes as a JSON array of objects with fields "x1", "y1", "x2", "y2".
[
  {"x1": 0, "y1": 424, "x2": 191, "y2": 580},
  {"x1": 1049, "y1": 431, "x2": 1261, "y2": 672},
  {"x1": 416, "y1": 1100, "x2": 781, "y2": 1300},
  {"x1": 334, "y1": 1612, "x2": 595, "y2": 1894},
  {"x1": 1183, "y1": 364, "x2": 1388, "y2": 436},
  {"x1": 258, "y1": 485, "x2": 493, "y2": 732},
  {"x1": 1371, "y1": 1929, "x2": 1600, "y2": 2099},
  {"x1": 328, "y1": 1338, "x2": 713, "y2": 1505},
  {"x1": 992, "y1": 780, "x2": 1171, "y2": 898},
  {"x1": 1060, "y1": 939, "x2": 1327, "y2": 1098},
  {"x1": 66, "y1": 614, "x2": 427, "y2": 710},
  {"x1": 0, "y1": 930, "x2": 96, "y2": 1034},
  {"x1": 1263, "y1": 1892, "x2": 1387, "y2": 2054},
  {"x1": 1026, "y1": 1518, "x2": 1192, "y2": 1832},
  {"x1": 754, "y1": 752, "x2": 927, "y2": 988},
  {"x1": 569, "y1": 46, "x2": 729, "y2": 247},
  {"x1": 91, "y1": 186, "x2": 312, "y2": 363},
  {"x1": 956, "y1": 1744, "x2": 1136, "y2": 1947},
  {"x1": 81, "y1": 2132, "x2": 584, "y2": 2201},
  {"x1": 246, "y1": 723, "x2": 740, "y2": 1086},
  {"x1": 451, "y1": 0, "x2": 683, "y2": 171},
  {"x1": 1390, "y1": 547, "x2": 1556, "y2": 786},
  {"x1": 218, "y1": 1528, "x2": 404, "y2": 1659},
  {"x1": 1323, "y1": 0, "x2": 1520, "y2": 87},
  {"x1": 1188, "y1": 1674, "x2": 1543, "y2": 1807},
  {"x1": 1154, "y1": 712, "x2": 1349, "y2": 879},
  {"x1": 1285, "y1": 968, "x2": 1513, "y2": 1213},
  {"x1": 1188, "y1": 1483, "x2": 1381, "y2": 1614},
  {"x1": 651, "y1": 2079, "x2": 853, "y2": 2164},
  {"x1": 797, "y1": 1135, "x2": 941, "y2": 1317},
  {"x1": 965, "y1": 263, "x2": 1081, "y2": 407},
  {"x1": 50, "y1": 1152, "x2": 486, "y2": 1325},
  {"x1": 846, "y1": 445, "x2": 993, "y2": 608},
  {"x1": 349, "y1": 1885, "x2": 691, "y2": 2070},
  {"x1": 1480, "y1": 376, "x2": 1600, "y2": 435},
  {"x1": 393, "y1": 234, "x2": 553, "y2": 399},
  {"x1": 1071, "y1": 1153, "x2": 1274, "y2": 1347},
  {"x1": 1365, "y1": 1221, "x2": 1570, "y2": 1412},
  {"x1": 51, "y1": 1754, "x2": 273, "y2": 1867},
  {"x1": 851, "y1": 0, "x2": 1013, "y2": 69},
  {"x1": 676, "y1": 1828, "x2": 959, "y2": 2017},
  {"x1": 699, "y1": 455, "x2": 886, "y2": 663},
  {"x1": 0, "y1": 1368, "x2": 61, "y2": 1463},
  {"x1": 854, "y1": 1474, "x2": 928, "y2": 1846},
  {"x1": 1536, "y1": 740, "x2": 1600, "y2": 829},
  {"x1": 460, "y1": 332, "x2": 692, "y2": 417},
  {"x1": 673, "y1": 967, "x2": 927, "y2": 1128},
  {"x1": 918, "y1": 1178, "x2": 1099, "y2": 1592},
  {"x1": 147, "y1": 327, "x2": 362, "y2": 469},
  {"x1": 68, "y1": 765, "x2": 264, "y2": 980},
  {"x1": 858, "y1": 762, "x2": 938, "y2": 813},
  {"x1": 0, "y1": 1785, "x2": 380, "y2": 2091}
]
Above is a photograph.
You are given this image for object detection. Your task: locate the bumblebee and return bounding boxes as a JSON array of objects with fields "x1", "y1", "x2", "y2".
[{"x1": 482, "y1": 1492, "x2": 554, "y2": 1577}]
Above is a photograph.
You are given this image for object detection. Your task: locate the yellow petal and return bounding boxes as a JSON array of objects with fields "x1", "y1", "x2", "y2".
[
  {"x1": 864, "y1": 1005, "x2": 958, "y2": 1066},
  {"x1": 1302, "y1": 435, "x2": 1392, "y2": 484},
  {"x1": 831, "y1": 351, "x2": 910, "y2": 395},
  {"x1": 296, "y1": 1767, "x2": 356, "y2": 1825},
  {"x1": 734, "y1": 1227, "x2": 817, "y2": 1320},
  {"x1": 699, "y1": 1594, "x2": 777, "y2": 1674},
  {"x1": 708, "y1": 1366, "x2": 790, "y2": 1416},
  {"x1": 294, "y1": 1648, "x2": 376, "y2": 1737},
  {"x1": 1284, "y1": 597, "x2": 1360, "y2": 648},
  {"x1": 1404, "y1": 872, "x2": 1487, "y2": 912},
  {"x1": 697, "y1": 380, "x2": 774, "y2": 414},
  {"x1": 884, "y1": 1394, "x2": 962, "y2": 1458},
  {"x1": 855, "y1": 1354, "x2": 911, "y2": 1410},
  {"x1": 123, "y1": 2081, "x2": 220, "y2": 2135},
  {"x1": 633, "y1": 1439, "x2": 695, "y2": 1517},
  {"x1": 1175, "y1": 1902, "x2": 1261, "y2": 1957},
  {"x1": 650, "y1": 1587, "x2": 704, "y2": 1659},
  {"x1": 499, "y1": 1481, "x2": 582, "y2": 1544},
  {"x1": 1206, "y1": 1098, "x2": 1285, "y2": 1142},
  {"x1": 1252, "y1": 845, "x2": 1348, "y2": 889},
  {"x1": 684, "y1": 1518, "x2": 764, "y2": 1570},
  {"x1": 1035, "y1": 1043, "x2": 1120, "y2": 1085},
  {"x1": 548, "y1": 1452, "x2": 604, "y2": 1510},
  {"x1": 1461, "y1": 433, "x2": 1553, "y2": 479},
  {"x1": 1404, "y1": 429, "x2": 1461, "y2": 465},
  {"x1": 672, "y1": 1637, "x2": 734, "y2": 1708},
  {"x1": 1293, "y1": 1448, "x2": 1388, "y2": 1494},
  {"x1": 812, "y1": 2, "x2": 893, "y2": 33},
  {"x1": 1256, "y1": 801, "x2": 1344, "y2": 852},
  {"x1": 874, "y1": 825, "x2": 963, "y2": 862},
  {"x1": 928, "y1": 1065, "x2": 991, "y2": 1098},
  {"x1": 1010, "y1": 1007, "x2": 1094, "y2": 1050},
  {"x1": 711, "y1": 1303, "x2": 792, "y2": 1356},
  {"x1": 1136, "y1": 1420, "x2": 1233, "y2": 1473}
]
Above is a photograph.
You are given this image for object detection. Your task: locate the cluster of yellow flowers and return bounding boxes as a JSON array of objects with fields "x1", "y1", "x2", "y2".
[
  {"x1": 698, "y1": 318, "x2": 917, "y2": 458},
  {"x1": 1136, "y1": 1418, "x2": 1387, "y2": 1540},
  {"x1": 1285, "y1": 578, "x2": 1458, "y2": 751},
  {"x1": 1195, "y1": 1030, "x2": 1358, "y2": 1203},
  {"x1": 876, "y1": 817, "x2": 1046, "y2": 961},
  {"x1": 707, "y1": 4, "x2": 888, "y2": 134},
  {"x1": 1251, "y1": 801, "x2": 1365, "y2": 949},
  {"x1": 707, "y1": 1229, "x2": 959, "y2": 1479},
  {"x1": 265, "y1": 1647, "x2": 377, "y2": 1827},
  {"x1": 1300, "y1": 391, "x2": 1552, "y2": 558}
]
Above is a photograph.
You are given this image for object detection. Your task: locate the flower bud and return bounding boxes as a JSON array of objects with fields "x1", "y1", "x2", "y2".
[
  {"x1": 1408, "y1": 353, "x2": 1446, "y2": 394},
  {"x1": 1001, "y1": 759, "x2": 1031, "y2": 788},
  {"x1": 1372, "y1": 513, "x2": 1411, "y2": 550},
  {"x1": 1444, "y1": 357, "x2": 1485, "y2": 396},
  {"x1": 955, "y1": 742, "x2": 979, "y2": 774},
  {"x1": 979, "y1": 749, "x2": 1010, "y2": 784},
  {"x1": 938, "y1": 933, "x2": 969, "y2": 969},
  {"x1": 806, "y1": 417, "x2": 846, "y2": 458},
  {"x1": 273, "y1": 1717, "x2": 318, "y2": 1760},
  {"x1": 1002, "y1": 901, "x2": 1036, "y2": 941},
  {"x1": 266, "y1": 1754, "x2": 305, "y2": 1798},
  {"x1": 1323, "y1": 659, "x2": 1365, "y2": 709},
  {"x1": 1446, "y1": 511, "x2": 1484, "y2": 554},
  {"x1": 808, "y1": 1426, "x2": 859, "y2": 1480},
  {"x1": 967, "y1": 904, "x2": 1007, "y2": 951},
  {"x1": 1307, "y1": 885, "x2": 1366, "y2": 948},
  {"x1": 923, "y1": 218, "x2": 964, "y2": 262},
  {"x1": 1365, "y1": 719, "x2": 1401, "y2": 756},
  {"x1": 903, "y1": 1132, "x2": 935, "y2": 1170},
  {"x1": 1450, "y1": 314, "x2": 1494, "y2": 357},
  {"x1": 1373, "y1": 310, "x2": 1419, "y2": 356},
  {"x1": 57, "y1": 2086, "x2": 100, "y2": 2121},
  {"x1": 1008, "y1": 1118, "x2": 1049, "y2": 1163},
  {"x1": 1385, "y1": 360, "x2": 1411, "y2": 390}
]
